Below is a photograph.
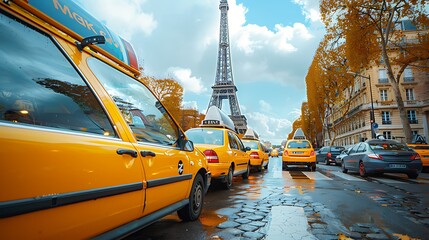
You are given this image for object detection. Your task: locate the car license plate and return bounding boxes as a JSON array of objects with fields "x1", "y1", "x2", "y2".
[
  {"x1": 293, "y1": 151, "x2": 304, "y2": 154},
  {"x1": 389, "y1": 164, "x2": 406, "y2": 168}
]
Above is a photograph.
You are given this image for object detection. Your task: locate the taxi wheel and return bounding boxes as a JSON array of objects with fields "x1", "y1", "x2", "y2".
[
  {"x1": 224, "y1": 167, "x2": 233, "y2": 189},
  {"x1": 359, "y1": 162, "x2": 367, "y2": 177},
  {"x1": 242, "y1": 163, "x2": 250, "y2": 179},
  {"x1": 257, "y1": 162, "x2": 263, "y2": 172},
  {"x1": 177, "y1": 174, "x2": 204, "y2": 221},
  {"x1": 310, "y1": 163, "x2": 316, "y2": 172},
  {"x1": 407, "y1": 172, "x2": 418, "y2": 179}
]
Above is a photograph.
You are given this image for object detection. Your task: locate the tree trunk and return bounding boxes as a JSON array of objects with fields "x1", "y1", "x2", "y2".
[{"x1": 382, "y1": 48, "x2": 413, "y2": 143}]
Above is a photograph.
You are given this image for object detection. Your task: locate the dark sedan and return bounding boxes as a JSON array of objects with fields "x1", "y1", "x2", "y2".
[
  {"x1": 342, "y1": 139, "x2": 422, "y2": 179},
  {"x1": 316, "y1": 146, "x2": 345, "y2": 165}
]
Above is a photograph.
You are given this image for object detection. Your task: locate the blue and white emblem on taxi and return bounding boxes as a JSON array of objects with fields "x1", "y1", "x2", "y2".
[{"x1": 178, "y1": 160, "x2": 184, "y2": 175}]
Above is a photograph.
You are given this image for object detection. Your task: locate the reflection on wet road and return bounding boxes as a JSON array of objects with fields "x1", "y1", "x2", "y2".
[{"x1": 126, "y1": 157, "x2": 429, "y2": 240}]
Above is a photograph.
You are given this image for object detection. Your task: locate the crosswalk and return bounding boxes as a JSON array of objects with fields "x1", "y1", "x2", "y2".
[{"x1": 273, "y1": 168, "x2": 429, "y2": 184}]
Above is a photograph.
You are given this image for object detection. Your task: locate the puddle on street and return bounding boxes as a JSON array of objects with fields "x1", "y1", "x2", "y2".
[{"x1": 200, "y1": 210, "x2": 228, "y2": 235}]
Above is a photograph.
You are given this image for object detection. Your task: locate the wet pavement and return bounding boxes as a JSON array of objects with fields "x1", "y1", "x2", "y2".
[{"x1": 126, "y1": 157, "x2": 429, "y2": 240}]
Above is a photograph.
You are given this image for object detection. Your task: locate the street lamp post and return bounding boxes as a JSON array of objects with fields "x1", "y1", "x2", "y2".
[{"x1": 348, "y1": 72, "x2": 376, "y2": 139}]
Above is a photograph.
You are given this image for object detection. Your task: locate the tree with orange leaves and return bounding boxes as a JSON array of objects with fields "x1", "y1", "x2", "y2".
[{"x1": 320, "y1": 0, "x2": 429, "y2": 143}]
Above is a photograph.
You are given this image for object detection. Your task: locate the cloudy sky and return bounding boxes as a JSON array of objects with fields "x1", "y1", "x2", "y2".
[{"x1": 76, "y1": 0, "x2": 325, "y2": 145}]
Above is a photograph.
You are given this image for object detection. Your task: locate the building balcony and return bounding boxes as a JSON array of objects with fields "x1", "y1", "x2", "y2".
[
  {"x1": 382, "y1": 120, "x2": 392, "y2": 125},
  {"x1": 409, "y1": 119, "x2": 418, "y2": 124}
]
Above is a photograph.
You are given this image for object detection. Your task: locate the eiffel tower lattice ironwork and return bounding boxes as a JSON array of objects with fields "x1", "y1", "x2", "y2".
[{"x1": 208, "y1": 0, "x2": 247, "y2": 134}]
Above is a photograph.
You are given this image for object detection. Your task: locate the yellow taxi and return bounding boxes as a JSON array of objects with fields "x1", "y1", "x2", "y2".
[
  {"x1": 270, "y1": 148, "x2": 279, "y2": 157},
  {"x1": 0, "y1": 1, "x2": 210, "y2": 239},
  {"x1": 282, "y1": 128, "x2": 316, "y2": 171},
  {"x1": 241, "y1": 128, "x2": 269, "y2": 172},
  {"x1": 407, "y1": 134, "x2": 429, "y2": 172},
  {"x1": 185, "y1": 106, "x2": 251, "y2": 189}
]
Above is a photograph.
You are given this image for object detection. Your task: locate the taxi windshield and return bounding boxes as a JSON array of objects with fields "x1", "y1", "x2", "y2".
[
  {"x1": 186, "y1": 129, "x2": 224, "y2": 145},
  {"x1": 287, "y1": 141, "x2": 311, "y2": 149}
]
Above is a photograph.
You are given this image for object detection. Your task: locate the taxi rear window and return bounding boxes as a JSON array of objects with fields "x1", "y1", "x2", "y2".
[
  {"x1": 186, "y1": 129, "x2": 224, "y2": 145},
  {"x1": 243, "y1": 141, "x2": 259, "y2": 150},
  {"x1": 287, "y1": 140, "x2": 311, "y2": 149}
]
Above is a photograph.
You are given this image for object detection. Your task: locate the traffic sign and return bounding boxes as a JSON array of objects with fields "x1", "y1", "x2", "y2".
[{"x1": 373, "y1": 122, "x2": 378, "y2": 129}]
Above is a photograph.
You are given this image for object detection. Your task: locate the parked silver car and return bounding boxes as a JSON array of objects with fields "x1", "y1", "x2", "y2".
[
  {"x1": 341, "y1": 140, "x2": 422, "y2": 179},
  {"x1": 335, "y1": 148, "x2": 351, "y2": 166}
]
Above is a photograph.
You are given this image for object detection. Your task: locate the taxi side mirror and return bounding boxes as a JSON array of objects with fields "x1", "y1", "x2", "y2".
[
  {"x1": 183, "y1": 139, "x2": 194, "y2": 152},
  {"x1": 178, "y1": 133, "x2": 194, "y2": 152},
  {"x1": 245, "y1": 146, "x2": 251, "y2": 151}
]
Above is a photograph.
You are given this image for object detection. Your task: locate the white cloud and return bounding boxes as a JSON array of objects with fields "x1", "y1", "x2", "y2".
[
  {"x1": 259, "y1": 100, "x2": 272, "y2": 112},
  {"x1": 246, "y1": 112, "x2": 292, "y2": 144},
  {"x1": 293, "y1": 0, "x2": 322, "y2": 22},
  {"x1": 182, "y1": 101, "x2": 198, "y2": 110},
  {"x1": 78, "y1": 0, "x2": 157, "y2": 40},
  {"x1": 168, "y1": 67, "x2": 207, "y2": 94}
]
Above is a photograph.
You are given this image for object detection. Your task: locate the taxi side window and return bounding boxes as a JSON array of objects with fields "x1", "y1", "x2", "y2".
[
  {"x1": 233, "y1": 134, "x2": 246, "y2": 152},
  {"x1": 0, "y1": 14, "x2": 116, "y2": 137},
  {"x1": 228, "y1": 132, "x2": 239, "y2": 150},
  {"x1": 87, "y1": 58, "x2": 179, "y2": 147}
]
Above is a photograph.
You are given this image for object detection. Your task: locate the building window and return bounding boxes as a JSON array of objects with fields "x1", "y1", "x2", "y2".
[
  {"x1": 406, "y1": 88, "x2": 414, "y2": 101},
  {"x1": 404, "y1": 68, "x2": 414, "y2": 82},
  {"x1": 380, "y1": 89, "x2": 388, "y2": 101},
  {"x1": 383, "y1": 131, "x2": 392, "y2": 139},
  {"x1": 407, "y1": 110, "x2": 418, "y2": 124},
  {"x1": 382, "y1": 111, "x2": 391, "y2": 124},
  {"x1": 378, "y1": 69, "x2": 388, "y2": 83}
]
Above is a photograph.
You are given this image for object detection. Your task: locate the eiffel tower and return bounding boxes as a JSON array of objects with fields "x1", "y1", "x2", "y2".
[{"x1": 208, "y1": 0, "x2": 247, "y2": 134}]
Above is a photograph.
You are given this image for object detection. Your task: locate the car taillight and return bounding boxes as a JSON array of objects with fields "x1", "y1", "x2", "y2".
[
  {"x1": 327, "y1": 152, "x2": 331, "y2": 158},
  {"x1": 203, "y1": 149, "x2": 219, "y2": 163},
  {"x1": 410, "y1": 153, "x2": 421, "y2": 161},
  {"x1": 250, "y1": 152, "x2": 260, "y2": 159},
  {"x1": 368, "y1": 153, "x2": 383, "y2": 160},
  {"x1": 284, "y1": 150, "x2": 288, "y2": 156},
  {"x1": 310, "y1": 150, "x2": 314, "y2": 156}
]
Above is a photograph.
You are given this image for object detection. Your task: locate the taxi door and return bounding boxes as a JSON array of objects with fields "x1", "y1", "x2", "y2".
[
  {"x1": 85, "y1": 57, "x2": 192, "y2": 215},
  {"x1": 228, "y1": 131, "x2": 249, "y2": 175}
]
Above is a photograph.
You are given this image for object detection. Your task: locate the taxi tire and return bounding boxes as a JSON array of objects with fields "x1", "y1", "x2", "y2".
[
  {"x1": 407, "y1": 172, "x2": 418, "y2": 179},
  {"x1": 257, "y1": 162, "x2": 263, "y2": 172},
  {"x1": 177, "y1": 174, "x2": 204, "y2": 221},
  {"x1": 242, "y1": 163, "x2": 250, "y2": 179},
  {"x1": 309, "y1": 163, "x2": 316, "y2": 171},
  {"x1": 224, "y1": 167, "x2": 233, "y2": 189}
]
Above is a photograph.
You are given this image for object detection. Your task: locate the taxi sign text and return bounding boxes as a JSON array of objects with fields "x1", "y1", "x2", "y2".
[{"x1": 203, "y1": 120, "x2": 220, "y2": 125}]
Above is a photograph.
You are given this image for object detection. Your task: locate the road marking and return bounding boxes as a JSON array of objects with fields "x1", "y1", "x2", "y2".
[
  {"x1": 266, "y1": 206, "x2": 317, "y2": 240},
  {"x1": 304, "y1": 171, "x2": 333, "y2": 180},
  {"x1": 328, "y1": 171, "x2": 366, "y2": 181}
]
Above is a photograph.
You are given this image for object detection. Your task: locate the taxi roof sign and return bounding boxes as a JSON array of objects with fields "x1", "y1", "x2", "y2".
[
  {"x1": 293, "y1": 128, "x2": 306, "y2": 140},
  {"x1": 243, "y1": 128, "x2": 259, "y2": 140},
  {"x1": 201, "y1": 106, "x2": 236, "y2": 131}
]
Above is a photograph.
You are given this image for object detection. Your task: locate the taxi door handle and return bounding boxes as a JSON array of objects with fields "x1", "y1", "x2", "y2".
[
  {"x1": 116, "y1": 149, "x2": 138, "y2": 158},
  {"x1": 141, "y1": 150, "x2": 156, "y2": 157}
]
